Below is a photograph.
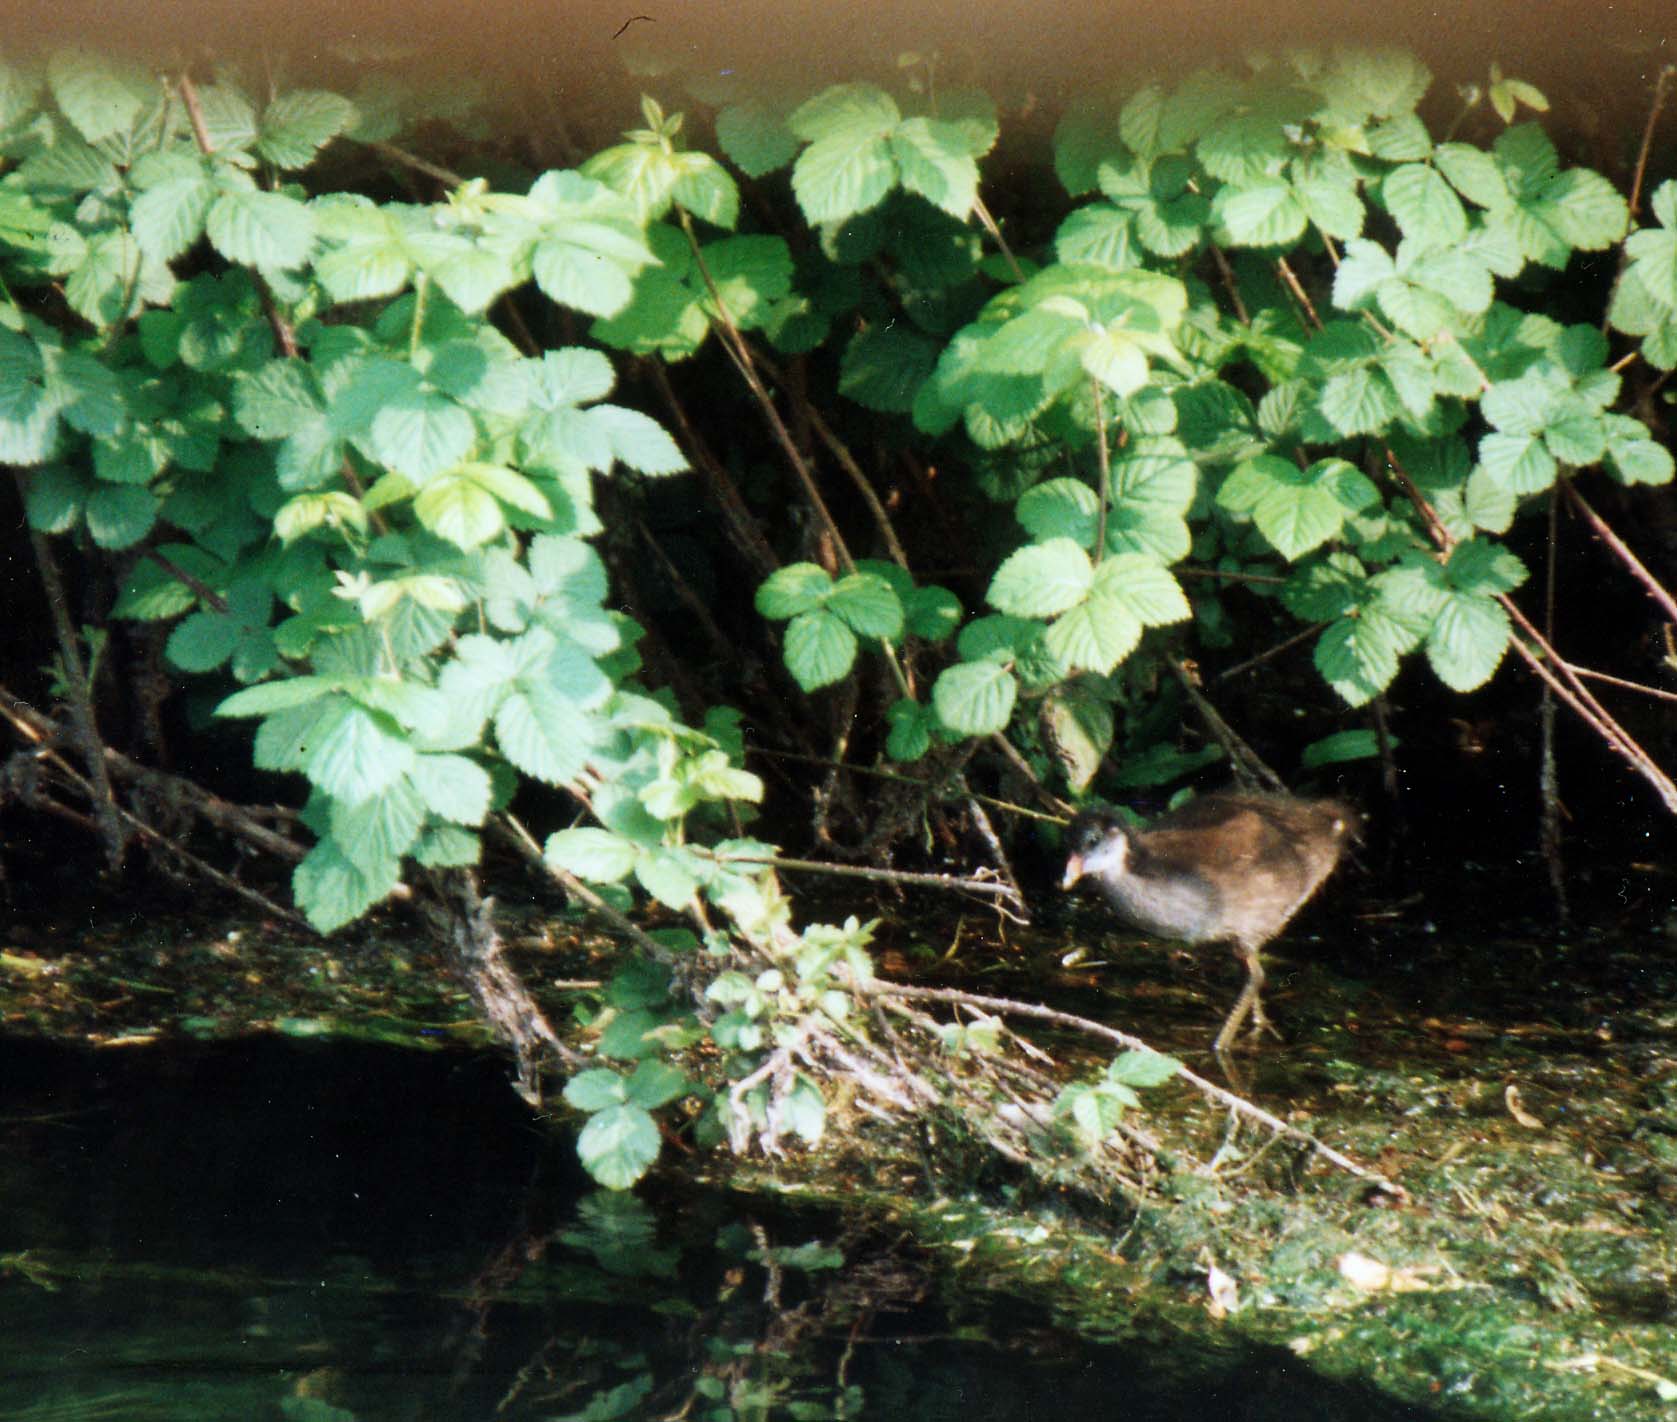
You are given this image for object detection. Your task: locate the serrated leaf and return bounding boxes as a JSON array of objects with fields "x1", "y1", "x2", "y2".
[
  {"x1": 783, "y1": 608, "x2": 857, "y2": 691},
  {"x1": 932, "y1": 658, "x2": 1018, "y2": 736},
  {"x1": 826, "y1": 572, "x2": 903, "y2": 639},
  {"x1": 256, "y1": 89, "x2": 358, "y2": 169},
  {"x1": 755, "y1": 563, "x2": 833, "y2": 620},
  {"x1": 409, "y1": 752, "x2": 492, "y2": 824},
  {"x1": 206, "y1": 189, "x2": 317, "y2": 269},
  {"x1": 1426, "y1": 591, "x2": 1510, "y2": 691},
  {"x1": 496, "y1": 681, "x2": 594, "y2": 784},
  {"x1": 1044, "y1": 596, "x2": 1142, "y2": 674},
  {"x1": 369, "y1": 388, "x2": 475, "y2": 480},
  {"x1": 988, "y1": 538, "x2": 1094, "y2": 617},
  {"x1": 293, "y1": 835, "x2": 401, "y2": 933},
  {"x1": 576, "y1": 1102, "x2": 660, "y2": 1189},
  {"x1": 547, "y1": 826, "x2": 640, "y2": 882},
  {"x1": 330, "y1": 778, "x2": 426, "y2": 875},
  {"x1": 1092, "y1": 553, "x2": 1191, "y2": 625},
  {"x1": 593, "y1": 404, "x2": 687, "y2": 475}
]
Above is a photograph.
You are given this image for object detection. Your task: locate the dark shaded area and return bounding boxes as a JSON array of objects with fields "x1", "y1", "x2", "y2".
[{"x1": 0, "y1": 1035, "x2": 1448, "y2": 1420}]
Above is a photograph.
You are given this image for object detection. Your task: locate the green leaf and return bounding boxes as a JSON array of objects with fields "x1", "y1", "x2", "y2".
[
  {"x1": 564, "y1": 1068, "x2": 628, "y2": 1111},
  {"x1": 902, "y1": 584, "x2": 962, "y2": 641},
  {"x1": 576, "y1": 1102, "x2": 661, "y2": 1189},
  {"x1": 256, "y1": 89, "x2": 357, "y2": 169},
  {"x1": 547, "y1": 826, "x2": 640, "y2": 882},
  {"x1": 1426, "y1": 591, "x2": 1511, "y2": 691},
  {"x1": 206, "y1": 189, "x2": 317, "y2": 269},
  {"x1": 1017, "y1": 477, "x2": 1099, "y2": 548},
  {"x1": 932, "y1": 659, "x2": 1018, "y2": 736},
  {"x1": 329, "y1": 779, "x2": 425, "y2": 875},
  {"x1": 792, "y1": 129, "x2": 896, "y2": 225},
  {"x1": 889, "y1": 117, "x2": 980, "y2": 218},
  {"x1": 86, "y1": 484, "x2": 158, "y2": 549},
  {"x1": 635, "y1": 849, "x2": 701, "y2": 910},
  {"x1": 1301, "y1": 728, "x2": 1387, "y2": 767},
  {"x1": 755, "y1": 563, "x2": 834, "y2": 620},
  {"x1": 1107, "y1": 1048, "x2": 1181, "y2": 1088},
  {"x1": 885, "y1": 698, "x2": 934, "y2": 761},
  {"x1": 48, "y1": 49, "x2": 145, "y2": 142},
  {"x1": 988, "y1": 538, "x2": 1094, "y2": 617},
  {"x1": 716, "y1": 101, "x2": 798, "y2": 177},
  {"x1": 1092, "y1": 553, "x2": 1191, "y2": 626},
  {"x1": 216, "y1": 677, "x2": 333, "y2": 718},
  {"x1": 131, "y1": 163, "x2": 216, "y2": 264},
  {"x1": 1043, "y1": 597, "x2": 1141, "y2": 674},
  {"x1": 1216, "y1": 178, "x2": 1306, "y2": 247},
  {"x1": 496, "y1": 681, "x2": 594, "y2": 785},
  {"x1": 1477, "y1": 431, "x2": 1556, "y2": 494},
  {"x1": 624, "y1": 1059, "x2": 690, "y2": 1110},
  {"x1": 826, "y1": 572, "x2": 903, "y2": 639},
  {"x1": 1381, "y1": 164, "x2": 1467, "y2": 247},
  {"x1": 409, "y1": 752, "x2": 492, "y2": 824},
  {"x1": 593, "y1": 405, "x2": 687, "y2": 476},
  {"x1": 293, "y1": 835, "x2": 401, "y2": 933},
  {"x1": 838, "y1": 324, "x2": 939, "y2": 413},
  {"x1": 783, "y1": 608, "x2": 857, "y2": 691},
  {"x1": 370, "y1": 390, "x2": 475, "y2": 480}
]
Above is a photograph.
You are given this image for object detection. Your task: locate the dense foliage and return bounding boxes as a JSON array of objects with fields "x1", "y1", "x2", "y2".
[{"x1": 2, "y1": 45, "x2": 1673, "y2": 1187}]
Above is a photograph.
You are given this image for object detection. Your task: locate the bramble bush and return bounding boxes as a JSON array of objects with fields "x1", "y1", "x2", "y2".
[{"x1": 2, "y1": 45, "x2": 1672, "y2": 1186}]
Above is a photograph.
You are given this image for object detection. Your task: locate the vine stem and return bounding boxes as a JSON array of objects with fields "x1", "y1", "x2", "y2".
[
  {"x1": 674, "y1": 207, "x2": 916, "y2": 702},
  {"x1": 866, "y1": 981, "x2": 1408, "y2": 1200}
]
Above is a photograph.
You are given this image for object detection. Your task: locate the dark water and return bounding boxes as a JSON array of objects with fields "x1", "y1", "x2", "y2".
[{"x1": 0, "y1": 1037, "x2": 1435, "y2": 1421}]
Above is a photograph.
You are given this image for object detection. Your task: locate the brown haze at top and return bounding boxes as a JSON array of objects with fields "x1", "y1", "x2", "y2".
[{"x1": 3, "y1": 0, "x2": 1671, "y2": 106}]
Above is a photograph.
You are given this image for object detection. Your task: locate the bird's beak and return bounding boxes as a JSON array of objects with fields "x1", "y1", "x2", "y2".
[{"x1": 1061, "y1": 854, "x2": 1084, "y2": 890}]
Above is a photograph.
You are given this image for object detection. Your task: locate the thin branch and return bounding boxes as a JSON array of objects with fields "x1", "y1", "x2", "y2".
[
  {"x1": 1170, "y1": 660, "x2": 1286, "y2": 791},
  {"x1": 1567, "y1": 665, "x2": 1677, "y2": 705},
  {"x1": 1214, "y1": 621, "x2": 1327, "y2": 683},
  {"x1": 1561, "y1": 481, "x2": 1677, "y2": 626},
  {"x1": 494, "y1": 812, "x2": 678, "y2": 960},
  {"x1": 695, "y1": 847, "x2": 1025, "y2": 908},
  {"x1": 365, "y1": 139, "x2": 465, "y2": 189},
  {"x1": 15, "y1": 488, "x2": 126, "y2": 867},
  {"x1": 868, "y1": 981, "x2": 1407, "y2": 1200}
]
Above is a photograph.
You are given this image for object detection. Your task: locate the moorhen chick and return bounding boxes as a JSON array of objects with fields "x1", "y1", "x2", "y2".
[{"x1": 1062, "y1": 792, "x2": 1359, "y2": 1054}]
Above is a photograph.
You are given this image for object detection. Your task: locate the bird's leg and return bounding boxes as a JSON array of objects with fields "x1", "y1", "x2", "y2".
[
  {"x1": 1240, "y1": 946, "x2": 1283, "y2": 1042},
  {"x1": 1213, "y1": 976, "x2": 1254, "y2": 1054},
  {"x1": 1213, "y1": 946, "x2": 1279, "y2": 1054}
]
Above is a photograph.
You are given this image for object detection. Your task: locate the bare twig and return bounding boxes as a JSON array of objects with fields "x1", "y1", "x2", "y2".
[
  {"x1": 494, "y1": 812, "x2": 680, "y2": 960},
  {"x1": 1214, "y1": 621, "x2": 1328, "y2": 684},
  {"x1": 1170, "y1": 660, "x2": 1286, "y2": 791},
  {"x1": 1561, "y1": 481, "x2": 1677, "y2": 626},
  {"x1": 15, "y1": 491, "x2": 126, "y2": 868},
  {"x1": 696, "y1": 847, "x2": 1025, "y2": 909},
  {"x1": 867, "y1": 981, "x2": 1407, "y2": 1200}
]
